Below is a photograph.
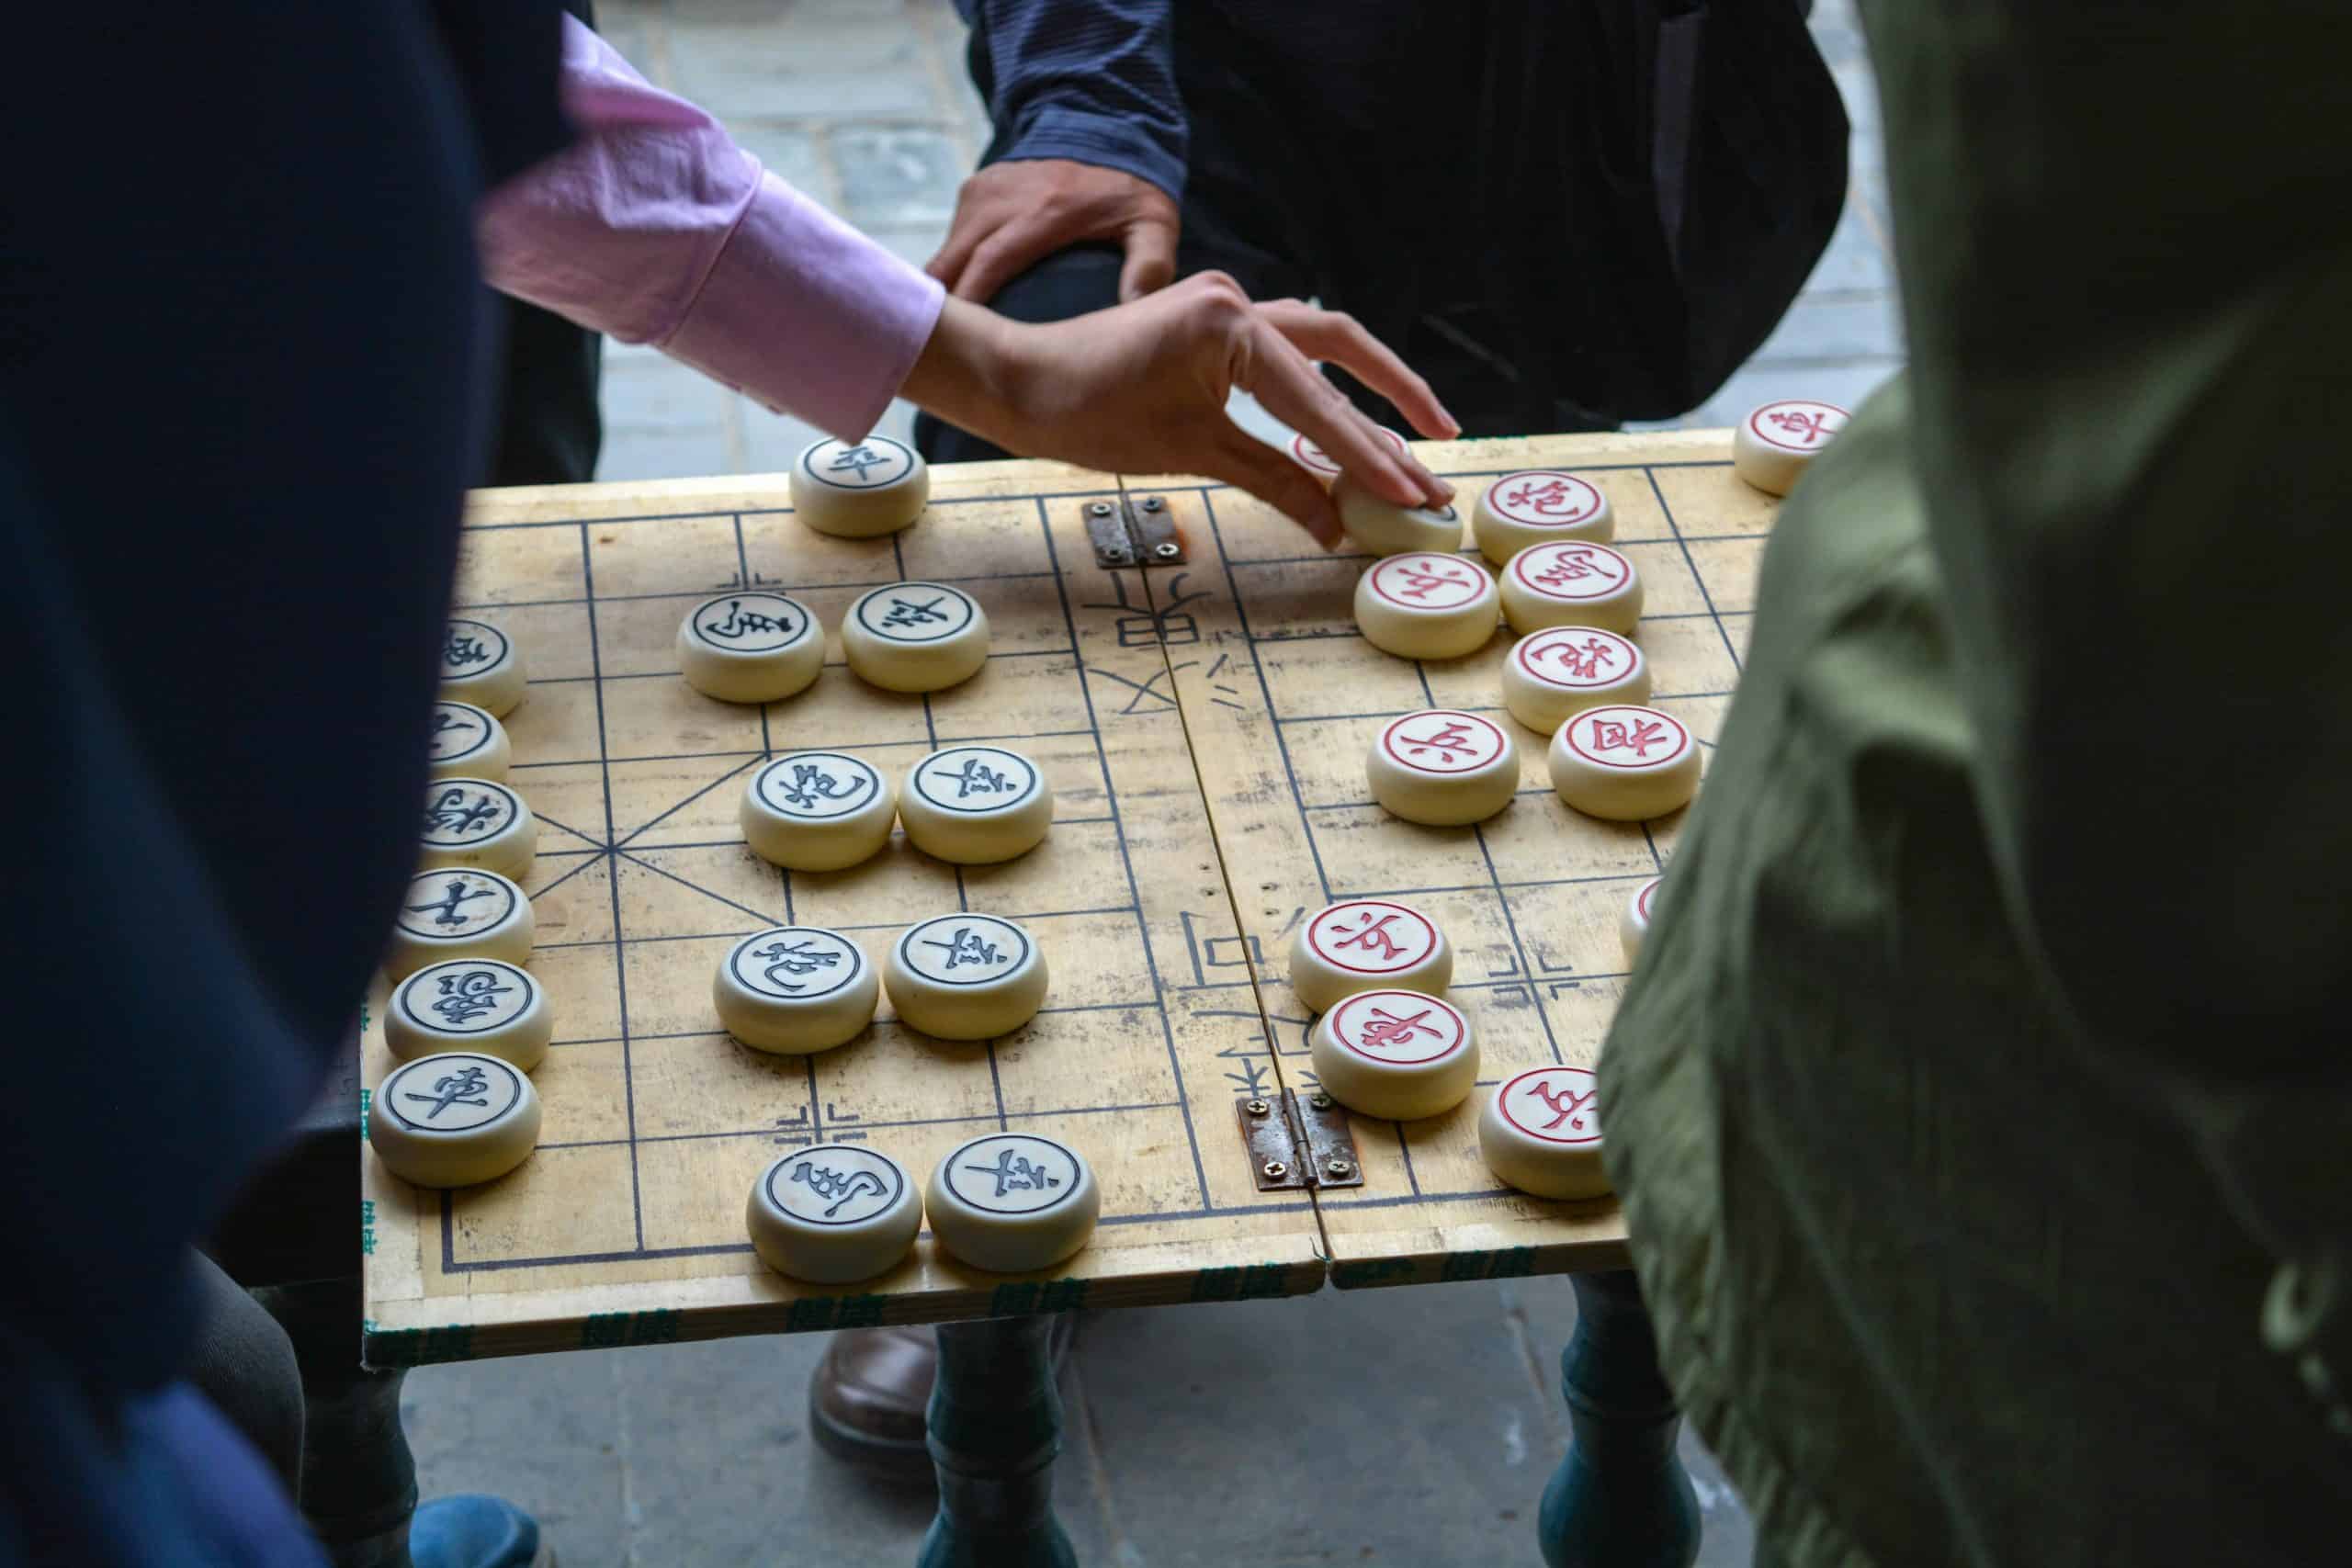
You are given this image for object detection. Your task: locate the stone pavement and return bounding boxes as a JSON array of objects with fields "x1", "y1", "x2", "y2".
[
  {"x1": 586, "y1": 0, "x2": 1898, "y2": 482},
  {"x1": 407, "y1": 5, "x2": 1899, "y2": 1562}
]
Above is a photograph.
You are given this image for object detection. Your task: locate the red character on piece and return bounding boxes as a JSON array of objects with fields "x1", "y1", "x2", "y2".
[
  {"x1": 1329, "y1": 911, "x2": 1408, "y2": 962},
  {"x1": 1502, "y1": 478, "x2": 1580, "y2": 516},
  {"x1": 1539, "y1": 636, "x2": 1618, "y2": 681},
  {"x1": 1767, "y1": 408, "x2": 1835, "y2": 446},
  {"x1": 1532, "y1": 547, "x2": 1620, "y2": 592},
  {"x1": 1392, "y1": 561, "x2": 1470, "y2": 600},
  {"x1": 1355, "y1": 1005, "x2": 1435, "y2": 1052},
  {"x1": 1524, "y1": 1078, "x2": 1597, "y2": 1133},
  {"x1": 1589, "y1": 716, "x2": 1669, "y2": 758},
  {"x1": 1401, "y1": 720, "x2": 1478, "y2": 764}
]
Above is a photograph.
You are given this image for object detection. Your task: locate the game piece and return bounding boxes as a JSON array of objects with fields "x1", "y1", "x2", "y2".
[
  {"x1": 1308, "y1": 989, "x2": 1479, "y2": 1122},
  {"x1": 1500, "y1": 626, "x2": 1651, "y2": 733},
  {"x1": 1331, "y1": 470, "x2": 1464, "y2": 557},
  {"x1": 898, "y1": 744, "x2": 1052, "y2": 864},
  {"x1": 1733, "y1": 399, "x2": 1849, "y2": 496},
  {"x1": 1472, "y1": 470, "x2": 1614, "y2": 564},
  {"x1": 1288, "y1": 425, "x2": 1410, "y2": 487},
  {"x1": 789, "y1": 434, "x2": 930, "y2": 537},
  {"x1": 1366, "y1": 709, "x2": 1519, "y2": 827},
  {"x1": 741, "y1": 750, "x2": 897, "y2": 872},
  {"x1": 1352, "y1": 551, "x2": 1500, "y2": 661},
  {"x1": 748, "y1": 1145, "x2": 922, "y2": 1284},
  {"x1": 1548, "y1": 705, "x2": 1701, "y2": 821},
  {"x1": 841, "y1": 581, "x2": 989, "y2": 693},
  {"x1": 675, "y1": 591, "x2": 822, "y2": 704},
  {"x1": 925, "y1": 1132, "x2": 1100, "y2": 1273},
  {"x1": 418, "y1": 776, "x2": 537, "y2": 880},
  {"x1": 885, "y1": 913, "x2": 1048, "y2": 1040},
  {"x1": 385, "y1": 869, "x2": 535, "y2": 981},
  {"x1": 714, "y1": 926, "x2": 878, "y2": 1055},
  {"x1": 1289, "y1": 898, "x2": 1453, "y2": 1013},
  {"x1": 368, "y1": 1051, "x2": 542, "y2": 1190},
  {"x1": 439, "y1": 617, "x2": 526, "y2": 717},
  {"x1": 1479, "y1": 1066, "x2": 1611, "y2": 1200},
  {"x1": 1621, "y1": 875, "x2": 1663, "y2": 966},
  {"x1": 386, "y1": 958, "x2": 551, "y2": 1071},
  {"x1": 1499, "y1": 540, "x2": 1643, "y2": 635},
  {"x1": 425, "y1": 700, "x2": 509, "y2": 782}
]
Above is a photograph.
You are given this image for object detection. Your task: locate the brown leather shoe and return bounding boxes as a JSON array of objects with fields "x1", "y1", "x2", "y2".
[{"x1": 808, "y1": 1318, "x2": 1076, "y2": 1483}]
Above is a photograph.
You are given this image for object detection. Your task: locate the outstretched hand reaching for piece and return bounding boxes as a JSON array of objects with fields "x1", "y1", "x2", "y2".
[{"x1": 902, "y1": 273, "x2": 1459, "y2": 547}]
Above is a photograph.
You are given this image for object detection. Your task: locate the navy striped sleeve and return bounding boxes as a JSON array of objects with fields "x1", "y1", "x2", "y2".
[{"x1": 958, "y1": 0, "x2": 1188, "y2": 199}]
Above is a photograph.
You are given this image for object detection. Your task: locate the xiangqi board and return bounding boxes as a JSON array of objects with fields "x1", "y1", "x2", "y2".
[{"x1": 361, "y1": 433, "x2": 1771, "y2": 1364}]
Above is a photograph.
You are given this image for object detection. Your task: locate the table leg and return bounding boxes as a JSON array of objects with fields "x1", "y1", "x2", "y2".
[
  {"x1": 1537, "y1": 1269, "x2": 1701, "y2": 1568},
  {"x1": 262, "y1": 1279, "x2": 420, "y2": 1568},
  {"x1": 919, "y1": 1315, "x2": 1078, "y2": 1568}
]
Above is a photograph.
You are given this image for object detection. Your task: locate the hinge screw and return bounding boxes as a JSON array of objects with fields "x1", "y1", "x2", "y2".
[
  {"x1": 1141, "y1": 496, "x2": 1165, "y2": 512},
  {"x1": 1325, "y1": 1157, "x2": 1355, "y2": 1179},
  {"x1": 1309, "y1": 1092, "x2": 1334, "y2": 1111},
  {"x1": 1261, "y1": 1159, "x2": 1289, "y2": 1180},
  {"x1": 1087, "y1": 501, "x2": 1114, "y2": 517},
  {"x1": 1244, "y1": 1098, "x2": 1271, "y2": 1117},
  {"x1": 1152, "y1": 541, "x2": 1181, "y2": 559}
]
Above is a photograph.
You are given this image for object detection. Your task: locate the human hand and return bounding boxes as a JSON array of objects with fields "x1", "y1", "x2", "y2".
[
  {"x1": 926, "y1": 159, "x2": 1182, "y2": 305},
  {"x1": 902, "y1": 273, "x2": 1460, "y2": 547}
]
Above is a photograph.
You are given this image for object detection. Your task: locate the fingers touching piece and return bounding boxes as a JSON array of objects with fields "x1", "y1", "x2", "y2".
[
  {"x1": 1203, "y1": 428, "x2": 1346, "y2": 549},
  {"x1": 1239, "y1": 318, "x2": 1451, "y2": 511}
]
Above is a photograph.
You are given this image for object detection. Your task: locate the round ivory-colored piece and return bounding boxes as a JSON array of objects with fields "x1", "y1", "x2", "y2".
[
  {"x1": 1352, "y1": 552, "x2": 1499, "y2": 661},
  {"x1": 790, "y1": 435, "x2": 930, "y2": 537},
  {"x1": 715, "y1": 926, "x2": 878, "y2": 1055},
  {"x1": 1479, "y1": 1066, "x2": 1610, "y2": 1200},
  {"x1": 676, "y1": 592, "x2": 823, "y2": 704},
  {"x1": 842, "y1": 581, "x2": 989, "y2": 693},
  {"x1": 1309, "y1": 989, "x2": 1479, "y2": 1122},
  {"x1": 886, "y1": 914, "x2": 1048, "y2": 1040},
  {"x1": 419, "y1": 777, "x2": 537, "y2": 880},
  {"x1": 1473, "y1": 470, "x2": 1615, "y2": 564},
  {"x1": 1733, "y1": 399, "x2": 1849, "y2": 497},
  {"x1": 1499, "y1": 541, "x2": 1643, "y2": 635},
  {"x1": 1621, "y1": 876, "x2": 1664, "y2": 966},
  {"x1": 926, "y1": 1132, "x2": 1100, "y2": 1273},
  {"x1": 741, "y1": 751, "x2": 896, "y2": 872},
  {"x1": 749, "y1": 1144, "x2": 922, "y2": 1284},
  {"x1": 1289, "y1": 898, "x2": 1453, "y2": 1014},
  {"x1": 899, "y1": 745, "x2": 1052, "y2": 864},
  {"x1": 386, "y1": 869, "x2": 535, "y2": 981},
  {"x1": 426, "y1": 701, "x2": 510, "y2": 782},
  {"x1": 1548, "y1": 705, "x2": 1701, "y2": 821},
  {"x1": 386, "y1": 958, "x2": 551, "y2": 1071},
  {"x1": 439, "y1": 619, "x2": 526, "y2": 717},
  {"x1": 1289, "y1": 425, "x2": 1410, "y2": 487},
  {"x1": 1501, "y1": 626, "x2": 1652, "y2": 734},
  {"x1": 1367, "y1": 709, "x2": 1519, "y2": 827},
  {"x1": 1332, "y1": 471, "x2": 1464, "y2": 558},
  {"x1": 368, "y1": 1052, "x2": 541, "y2": 1190}
]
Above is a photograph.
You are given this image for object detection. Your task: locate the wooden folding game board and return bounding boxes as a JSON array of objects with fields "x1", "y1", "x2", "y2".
[{"x1": 361, "y1": 430, "x2": 1770, "y2": 1364}]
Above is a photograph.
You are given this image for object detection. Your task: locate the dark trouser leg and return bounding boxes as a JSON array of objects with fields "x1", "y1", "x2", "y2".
[
  {"x1": 1538, "y1": 1269, "x2": 1702, "y2": 1568},
  {"x1": 913, "y1": 247, "x2": 1123, "y2": 466},
  {"x1": 187, "y1": 1250, "x2": 306, "y2": 1498},
  {"x1": 483, "y1": 289, "x2": 603, "y2": 488},
  {"x1": 919, "y1": 1315, "x2": 1077, "y2": 1568}
]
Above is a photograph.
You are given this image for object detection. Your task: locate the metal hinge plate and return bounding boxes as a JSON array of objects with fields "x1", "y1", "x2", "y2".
[
  {"x1": 1084, "y1": 494, "x2": 1184, "y2": 569},
  {"x1": 1237, "y1": 1089, "x2": 1364, "y2": 1191}
]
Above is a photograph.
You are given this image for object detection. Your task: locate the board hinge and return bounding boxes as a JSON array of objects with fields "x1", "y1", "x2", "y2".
[
  {"x1": 1237, "y1": 1089, "x2": 1364, "y2": 1191},
  {"x1": 1084, "y1": 495, "x2": 1185, "y2": 568}
]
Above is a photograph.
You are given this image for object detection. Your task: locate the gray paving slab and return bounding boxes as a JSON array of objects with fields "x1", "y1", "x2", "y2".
[
  {"x1": 833, "y1": 127, "x2": 967, "y2": 227},
  {"x1": 403, "y1": 1348, "x2": 628, "y2": 1567},
  {"x1": 667, "y1": 16, "x2": 943, "y2": 119}
]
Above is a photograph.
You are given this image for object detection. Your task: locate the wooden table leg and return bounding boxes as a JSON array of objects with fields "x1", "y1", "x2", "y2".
[
  {"x1": 1537, "y1": 1269, "x2": 1701, "y2": 1568},
  {"x1": 260, "y1": 1278, "x2": 420, "y2": 1568},
  {"x1": 920, "y1": 1315, "x2": 1078, "y2": 1568}
]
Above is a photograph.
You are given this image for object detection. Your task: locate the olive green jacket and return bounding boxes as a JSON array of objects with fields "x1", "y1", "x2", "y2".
[{"x1": 1600, "y1": 6, "x2": 2352, "y2": 1563}]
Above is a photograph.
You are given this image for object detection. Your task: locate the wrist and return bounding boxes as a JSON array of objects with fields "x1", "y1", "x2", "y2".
[{"x1": 903, "y1": 296, "x2": 1027, "y2": 448}]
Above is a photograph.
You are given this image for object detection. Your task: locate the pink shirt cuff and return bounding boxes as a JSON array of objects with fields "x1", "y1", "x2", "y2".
[{"x1": 662, "y1": 174, "x2": 944, "y2": 442}]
